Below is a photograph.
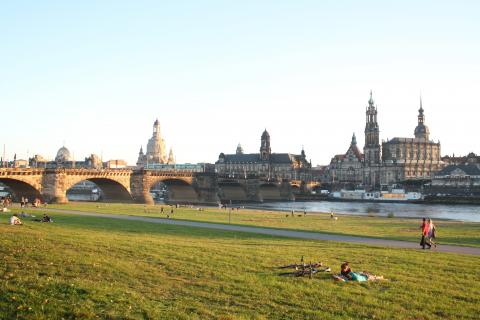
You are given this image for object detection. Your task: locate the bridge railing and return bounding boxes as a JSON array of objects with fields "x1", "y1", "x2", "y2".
[{"x1": 0, "y1": 168, "x2": 46, "y2": 175}]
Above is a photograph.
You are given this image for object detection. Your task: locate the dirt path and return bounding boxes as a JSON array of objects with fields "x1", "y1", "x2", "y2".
[{"x1": 49, "y1": 208, "x2": 480, "y2": 256}]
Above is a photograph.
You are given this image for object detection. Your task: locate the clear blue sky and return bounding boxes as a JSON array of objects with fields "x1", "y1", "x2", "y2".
[{"x1": 1, "y1": 0, "x2": 479, "y2": 165}]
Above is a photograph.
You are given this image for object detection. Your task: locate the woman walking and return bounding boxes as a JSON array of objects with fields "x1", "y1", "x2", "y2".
[{"x1": 422, "y1": 218, "x2": 431, "y2": 249}]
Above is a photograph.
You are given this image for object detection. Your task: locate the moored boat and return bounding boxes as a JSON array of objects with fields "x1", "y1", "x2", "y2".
[{"x1": 330, "y1": 188, "x2": 423, "y2": 203}]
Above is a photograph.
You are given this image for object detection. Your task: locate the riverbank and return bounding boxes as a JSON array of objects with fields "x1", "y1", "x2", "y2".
[
  {"x1": 1, "y1": 210, "x2": 480, "y2": 319},
  {"x1": 37, "y1": 202, "x2": 480, "y2": 247}
]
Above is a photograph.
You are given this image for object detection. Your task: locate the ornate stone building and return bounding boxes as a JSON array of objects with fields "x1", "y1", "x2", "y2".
[
  {"x1": 29, "y1": 146, "x2": 105, "y2": 169},
  {"x1": 379, "y1": 98, "x2": 443, "y2": 185},
  {"x1": 326, "y1": 92, "x2": 445, "y2": 189},
  {"x1": 215, "y1": 129, "x2": 311, "y2": 180},
  {"x1": 326, "y1": 133, "x2": 364, "y2": 186},
  {"x1": 442, "y1": 152, "x2": 480, "y2": 165},
  {"x1": 137, "y1": 119, "x2": 175, "y2": 167}
]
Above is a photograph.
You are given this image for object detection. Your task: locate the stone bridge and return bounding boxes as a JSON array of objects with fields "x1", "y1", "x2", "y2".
[
  {"x1": 217, "y1": 177, "x2": 295, "y2": 202},
  {"x1": 0, "y1": 168, "x2": 301, "y2": 204},
  {"x1": 0, "y1": 168, "x2": 218, "y2": 205}
]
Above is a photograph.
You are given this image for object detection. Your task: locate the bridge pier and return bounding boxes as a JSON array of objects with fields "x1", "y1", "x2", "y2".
[
  {"x1": 41, "y1": 170, "x2": 69, "y2": 203},
  {"x1": 245, "y1": 179, "x2": 263, "y2": 202},
  {"x1": 130, "y1": 171, "x2": 155, "y2": 205},
  {"x1": 192, "y1": 173, "x2": 220, "y2": 205},
  {"x1": 279, "y1": 180, "x2": 295, "y2": 201}
]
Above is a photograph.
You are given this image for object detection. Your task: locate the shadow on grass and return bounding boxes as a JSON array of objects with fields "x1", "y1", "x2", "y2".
[{"x1": 30, "y1": 213, "x2": 288, "y2": 242}]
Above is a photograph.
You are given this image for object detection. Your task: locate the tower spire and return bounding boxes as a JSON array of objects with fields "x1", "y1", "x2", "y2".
[
  {"x1": 414, "y1": 98, "x2": 429, "y2": 140},
  {"x1": 368, "y1": 90, "x2": 374, "y2": 106},
  {"x1": 364, "y1": 91, "x2": 380, "y2": 166}
]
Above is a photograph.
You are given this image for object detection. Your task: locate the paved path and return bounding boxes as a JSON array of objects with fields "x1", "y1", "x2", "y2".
[{"x1": 49, "y1": 208, "x2": 480, "y2": 256}]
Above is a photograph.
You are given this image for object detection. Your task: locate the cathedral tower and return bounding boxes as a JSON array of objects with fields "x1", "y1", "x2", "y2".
[
  {"x1": 260, "y1": 129, "x2": 271, "y2": 161},
  {"x1": 414, "y1": 98, "x2": 430, "y2": 140},
  {"x1": 364, "y1": 91, "x2": 381, "y2": 165}
]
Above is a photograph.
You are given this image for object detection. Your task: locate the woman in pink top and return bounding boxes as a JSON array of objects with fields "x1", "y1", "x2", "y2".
[{"x1": 422, "y1": 219, "x2": 432, "y2": 249}]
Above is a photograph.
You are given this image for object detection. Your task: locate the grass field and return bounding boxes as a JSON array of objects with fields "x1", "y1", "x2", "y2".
[
  {"x1": 1, "y1": 209, "x2": 480, "y2": 319},
  {"x1": 46, "y1": 202, "x2": 480, "y2": 247}
]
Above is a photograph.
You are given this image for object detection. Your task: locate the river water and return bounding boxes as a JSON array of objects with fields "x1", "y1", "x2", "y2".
[
  {"x1": 244, "y1": 201, "x2": 480, "y2": 222},
  {"x1": 67, "y1": 194, "x2": 480, "y2": 222}
]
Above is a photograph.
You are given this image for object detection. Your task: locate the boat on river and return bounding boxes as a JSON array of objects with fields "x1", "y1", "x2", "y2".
[{"x1": 330, "y1": 188, "x2": 423, "y2": 203}]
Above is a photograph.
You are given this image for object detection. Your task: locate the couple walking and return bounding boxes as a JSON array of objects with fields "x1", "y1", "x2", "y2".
[{"x1": 420, "y1": 218, "x2": 437, "y2": 249}]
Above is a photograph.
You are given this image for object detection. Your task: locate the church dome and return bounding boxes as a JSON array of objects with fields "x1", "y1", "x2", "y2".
[
  {"x1": 55, "y1": 146, "x2": 72, "y2": 162},
  {"x1": 414, "y1": 123, "x2": 430, "y2": 139}
]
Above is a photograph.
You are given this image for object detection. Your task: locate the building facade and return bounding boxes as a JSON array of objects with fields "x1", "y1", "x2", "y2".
[
  {"x1": 379, "y1": 99, "x2": 443, "y2": 185},
  {"x1": 27, "y1": 146, "x2": 125, "y2": 169},
  {"x1": 326, "y1": 93, "x2": 445, "y2": 189},
  {"x1": 215, "y1": 130, "x2": 312, "y2": 181},
  {"x1": 326, "y1": 133, "x2": 364, "y2": 187}
]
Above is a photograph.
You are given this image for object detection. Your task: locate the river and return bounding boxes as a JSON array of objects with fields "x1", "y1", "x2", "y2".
[
  {"x1": 243, "y1": 201, "x2": 480, "y2": 222},
  {"x1": 67, "y1": 194, "x2": 480, "y2": 222}
]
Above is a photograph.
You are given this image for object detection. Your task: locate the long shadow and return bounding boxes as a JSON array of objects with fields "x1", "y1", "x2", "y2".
[{"x1": 38, "y1": 213, "x2": 292, "y2": 242}]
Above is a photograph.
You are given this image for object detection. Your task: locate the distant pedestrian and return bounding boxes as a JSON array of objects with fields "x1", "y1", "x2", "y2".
[
  {"x1": 420, "y1": 218, "x2": 427, "y2": 247},
  {"x1": 160, "y1": 207, "x2": 164, "y2": 214},
  {"x1": 303, "y1": 209, "x2": 307, "y2": 216},
  {"x1": 170, "y1": 207, "x2": 174, "y2": 214},
  {"x1": 291, "y1": 210, "x2": 294, "y2": 217},
  {"x1": 422, "y1": 218, "x2": 432, "y2": 249},
  {"x1": 428, "y1": 219, "x2": 437, "y2": 248}
]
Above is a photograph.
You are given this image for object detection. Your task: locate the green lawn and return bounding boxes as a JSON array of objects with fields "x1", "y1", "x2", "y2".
[
  {"x1": 1, "y1": 211, "x2": 479, "y2": 319},
  {"x1": 45, "y1": 202, "x2": 480, "y2": 247}
]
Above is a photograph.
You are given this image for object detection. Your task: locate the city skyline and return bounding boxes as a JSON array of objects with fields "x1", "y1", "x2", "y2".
[{"x1": 1, "y1": 1, "x2": 479, "y2": 165}]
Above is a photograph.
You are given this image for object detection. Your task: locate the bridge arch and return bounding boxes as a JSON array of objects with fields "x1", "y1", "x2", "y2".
[
  {"x1": 148, "y1": 177, "x2": 199, "y2": 204},
  {"x1": 0, "y1": 178, "x2": 43, "y2": 202},
  {"x1": 258, "y1": 183, "x2": 282, "y2": 201},
  {"x1": 66, "y1": 178, "x2": 133, "y2": 202},
  {"x1": 64, "y1": 175, "x2": 133, "y2": 202},
  {"x1": 218, "y1": 181, "x2": 248, "y2": 202}
]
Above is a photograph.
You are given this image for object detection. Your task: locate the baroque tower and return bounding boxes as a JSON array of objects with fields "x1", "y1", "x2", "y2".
[
  {"x1": 260, "y1": 129, "x2": 271, "y2": 161},
  {"x1": 364, "y1": 91, "x2": 381, "y2": 165},
  {"x1": 414, "y1": 98, "x2": 430, "y2": 140}
]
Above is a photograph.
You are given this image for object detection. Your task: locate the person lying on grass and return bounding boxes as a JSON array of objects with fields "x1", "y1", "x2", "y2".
[
  {"x1": 333, "y1": 262, "x2": 385, "y2": 282},
  {"x1": 42, "y1": 214, "x2": 53, "y2": 222},
  {"x1": 10, "y1": 213, "x2": 23, "y2": 225}
]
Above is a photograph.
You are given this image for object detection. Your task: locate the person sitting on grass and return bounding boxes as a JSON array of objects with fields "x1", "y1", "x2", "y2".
[
  {"x1": 10, "y1": 213, "x2": 23, "y2": 225},
  {"x1": 42, "y1": 214, "x2": 53, "y2": 223}
]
